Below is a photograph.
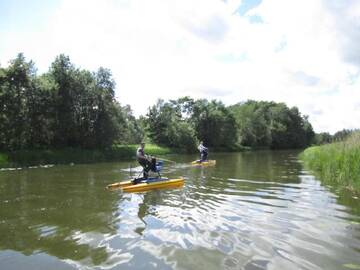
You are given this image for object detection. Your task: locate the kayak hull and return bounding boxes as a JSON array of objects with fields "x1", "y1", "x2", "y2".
[
  {"x1": 107, "y1": 177, "x2": 184, "y2": 193},
  {"x1": 191, "y1": 160, "x2": 216, "y2": 166}
]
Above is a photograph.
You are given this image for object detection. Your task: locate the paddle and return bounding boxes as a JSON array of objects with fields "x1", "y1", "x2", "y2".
[{"x1": 152, "y1": 156, "x2": 176, "y2": 164}]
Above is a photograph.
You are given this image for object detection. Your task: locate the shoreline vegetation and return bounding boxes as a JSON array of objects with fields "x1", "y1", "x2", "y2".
[
  {"x1": 0, "y1": 144, "x2": 171, "y2": 168},
  {"x1": 300, "y1": 132, "x2": 360, "y2": 192},
  {"x1": 3, "y1": 52, "x2": 358, "y2": 190},
  {"x1": 0, "y1": 54, "x2": 315, "y2": 168},
  {"x1": 0, "y1": 144, "x2": 250, "y2": 168}
]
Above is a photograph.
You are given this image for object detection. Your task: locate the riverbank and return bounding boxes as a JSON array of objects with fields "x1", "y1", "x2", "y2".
[
  {"x1": 0, "y1": 144, "x2": 250, "y2": 168},
  {"x1": 0, "y1": 144, "x2": 172, "y2": 168},
  {"x1": 300, "y1": 132, "x2": 360, "y2": 192}
]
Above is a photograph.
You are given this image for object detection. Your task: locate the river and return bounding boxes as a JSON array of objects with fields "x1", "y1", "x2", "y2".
[{"x1": 0, "y1": 150, "x2": 359, "y2": 270}]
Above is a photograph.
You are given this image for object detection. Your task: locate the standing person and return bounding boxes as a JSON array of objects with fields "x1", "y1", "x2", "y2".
[
  {"x1": 136, "y1": 142, "x2": 156, "y2": 181},
  {"x1": 198, "y1": 141, "x2": 208, "y2": 162}
]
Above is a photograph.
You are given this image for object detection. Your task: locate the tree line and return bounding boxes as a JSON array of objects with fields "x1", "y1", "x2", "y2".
[
  {"x1": 313, "y1": 129, "x2": 359, "y2": 145},
  {"x1": 145, "y1": 98, "x2": 315, "y2": 151},
  {"x1": 0, "y1": 53, "x2": 143, "y2": 151},
  {"x1": 1, "y1": 54, "x2": 317, "y2": 152}
]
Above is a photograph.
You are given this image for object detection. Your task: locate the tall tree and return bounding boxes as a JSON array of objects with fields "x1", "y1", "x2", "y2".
[
  {"x1": 0, "y1": 53, "x2": 37, "y2": 150},
  {"x1": 191, "y1": 99, "x2": 237, "y2": 148},
  {"x1": 230, "y1": 100, "x2": 314, "y2": 149},
  {"x1": 146, "y1": 99, "x2": 197, "y2": 151},
  {"x1": 50, "y1": 54, "x2": 78, "y2": 147}
]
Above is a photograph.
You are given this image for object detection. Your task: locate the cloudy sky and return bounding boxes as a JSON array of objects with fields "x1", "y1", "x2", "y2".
[{"x1": 1, "y1": 0, "x2": 359, "y2": 134}]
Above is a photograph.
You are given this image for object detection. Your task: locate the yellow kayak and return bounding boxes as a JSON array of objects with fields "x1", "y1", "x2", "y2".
[
  {"x1": 191, "y1": 160, "x2": 216, "y2": 166},
  {"x1": 107, "y1": 177, "x2": 184, "y2": 193}
]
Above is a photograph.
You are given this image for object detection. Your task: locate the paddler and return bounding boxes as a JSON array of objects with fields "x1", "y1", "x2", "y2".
[
  {"x1": 198, "y1": 141, "x2": 208, "y2": 162},
  {"x1": 136, "y1": 142, "x2": 156, "y2": 181}
]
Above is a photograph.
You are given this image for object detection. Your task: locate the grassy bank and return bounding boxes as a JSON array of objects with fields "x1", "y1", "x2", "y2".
[
  {"x1": 0, "y1": 144, "x2": 172, "y2": 168},
  {"x1": 0, "y1": 143, "x2": 250, "y2": 168},
  {"x1": 300, "y1": 132, "x2": 360, "y2": 191},
  {"x1": 0, "y1": 153, "x2": 9, "y2": 167}
]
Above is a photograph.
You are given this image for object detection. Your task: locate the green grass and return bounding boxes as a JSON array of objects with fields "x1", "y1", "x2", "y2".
[
  {"x1": 0, "y1": 142, "x2": 247, "y2": 168},
  {"x1": 109, "y1": 144, "x2": 172, "y2": 159},
  {"x1": 0, "y1": 144, "x2": 172, "y2": 167},
  {"x1": 0, "y1": 153, "x2": 9, "y2": 167},
  {"x1": 300, "y1": 132, "x2": 360, "y2": 192}
]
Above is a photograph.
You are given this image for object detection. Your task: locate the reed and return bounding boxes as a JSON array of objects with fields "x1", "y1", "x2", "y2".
[{"x1": 300, "y1": 131, "x2": 360, "y2": 191}]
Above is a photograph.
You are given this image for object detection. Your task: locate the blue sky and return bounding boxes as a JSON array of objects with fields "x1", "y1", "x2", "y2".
[
  {"x1": 1, "y1": 0, "x2": 360, "y2": 133},
  {"x1": 0, "y1": 0, "x2": 59, "y2": 32},
  {"x1": 235, "y1": 0, "x2": 262, "y2": 16}
]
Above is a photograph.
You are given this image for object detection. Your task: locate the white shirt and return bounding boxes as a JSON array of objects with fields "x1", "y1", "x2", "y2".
[{"x1": 198, "y1": 144, "x2": 208, "y2": 152}]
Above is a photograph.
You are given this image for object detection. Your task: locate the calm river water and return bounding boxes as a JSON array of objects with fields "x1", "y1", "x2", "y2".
[{"x1": 0, "y1": 151, "x2": 360, "y2": 270}]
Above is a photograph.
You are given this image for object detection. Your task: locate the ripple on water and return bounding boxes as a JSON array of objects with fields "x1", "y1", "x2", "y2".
[
  {"x1": 2, "y1": 156, "x2": 360, "y2": 270},
  {"x1": 111, "y1": 174, "x2": 360, "y2": 270}
]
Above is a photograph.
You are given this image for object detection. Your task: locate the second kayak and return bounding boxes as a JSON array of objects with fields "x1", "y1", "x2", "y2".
[{"x1": 191, "y1": 160, "x2": 216, "y2": 166}]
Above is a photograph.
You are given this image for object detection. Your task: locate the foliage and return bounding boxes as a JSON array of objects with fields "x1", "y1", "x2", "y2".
[
  {"x1": 313, "y1": 129, "x2": 359, "y2": 145},
  {"x1": 146, "y1": 99, "x2": 197, "y2": 152},
  {"x1": 2, "y1": 144, "x2": 172, "y2": 167},
  {"x1": 1, "y1": 54, "x2": 318, "y2": 157},
  {"x1": 229, "y1": 100, "x2": 314, "y2": 149},
  {"x1": 190, "y1": 99, "x2": 238, "y2": 148},
  {"x1": 144, "y1": 98, "x2": 315, "y2": 151},
  {"x1": 333, "y1": 129, "x2": 357, "y2": 142},
  {"x1": 300, "y1": 131, "x2": 360, "y2": 191},
  {"x1": 0, "y1": 54, "x2": 143, "y2": 151},
  {"x1": 0, "y1": 53, "x2": 37, "y2": 150},
  {"x1": 0, "y1": 153, "x2": 8, "y2": 167},
  {"x1": 145, "y1": 97, "x2": 238, "y2": 152},
  {"x1": 313, "y1": 132, "x2": 333, "y2": 145},
  {"x1": 117, "y1": 105, "x2": 144, "y2": 144}
]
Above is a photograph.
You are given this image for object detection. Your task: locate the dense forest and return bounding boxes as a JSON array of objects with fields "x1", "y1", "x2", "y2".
[
  {"x1": 1, "y1": 54, "x2": 320, "y2": 152},
  {"x1": 0, "y1": 53, "x2": 143, "y2": 151}
]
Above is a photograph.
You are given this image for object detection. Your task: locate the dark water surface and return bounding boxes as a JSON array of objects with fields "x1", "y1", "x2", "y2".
[{"x1": 1, "y1": 151, "x2": 360, "y2": 270}]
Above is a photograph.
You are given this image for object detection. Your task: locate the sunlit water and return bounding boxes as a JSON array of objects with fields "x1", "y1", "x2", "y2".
[{"x1": 0, "y1": 151, "x2": 360, "y2": 270}]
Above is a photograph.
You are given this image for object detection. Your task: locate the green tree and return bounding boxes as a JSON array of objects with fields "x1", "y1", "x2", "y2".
[
  {"x1": 333, "y1": 129, "x2": 354, "y2": 142},
  {"x1": 92, "y1": 67, "x2": 122, "y2": 148},
  {"x1": 50, "y1": 54, "x2": 78, "y2": 147},
  {"x1": 145, "y1": 97, "x2": 237, "y2": 151},
  {"x1": 0, "y1": 53, "x2": 38, "y2": 150},
  {"x1": 25, "y1": 73, "x2": 56, "y2": 148},
  {"x1": 230, "y1": 100, "x2": 314, "y2": 149},
  {"x1": 230, "y1": 101, "x2": 271, "y2": 147},
  {"x1": 146, "y1": 99, "x2": 197, "y2": 151},
  {"x1": 190, "y1": 99, "x2": 237, "y2": 148},
  {"x1": 313, "y1": 132, "x2": 332, "y2": 145},
  {"x1": 49, "y1": 56, "x2": 123, "y2": 149},
  {"x1": 117, "y1": 105, "x2": 144, "y2": 144}
]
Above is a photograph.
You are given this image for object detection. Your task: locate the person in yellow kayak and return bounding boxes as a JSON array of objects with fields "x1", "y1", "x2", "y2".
[
  {"x1": 198, "y1": 141, "x2": 208, "y2": 162},
  {"x1": 136, "y1": 142, "x2": 157, "y2": 181}
]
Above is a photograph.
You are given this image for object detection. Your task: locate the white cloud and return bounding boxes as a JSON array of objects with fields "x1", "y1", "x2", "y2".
[{"x1": 0, "y1": 0, "x2": 359, "y2": 133}]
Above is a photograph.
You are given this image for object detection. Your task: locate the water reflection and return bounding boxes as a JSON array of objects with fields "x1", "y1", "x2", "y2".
[
  {"x1": 0, "y1": 151, "x2": 359, "y2": 269},
  {"x1": 0, "y1": 165, "x2": 119, "y2": 269}
]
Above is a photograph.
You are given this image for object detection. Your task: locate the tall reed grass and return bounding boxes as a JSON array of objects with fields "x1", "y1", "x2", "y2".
[{"x1": 300, "y1": 132, "x2": 360, "y2": 191}]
